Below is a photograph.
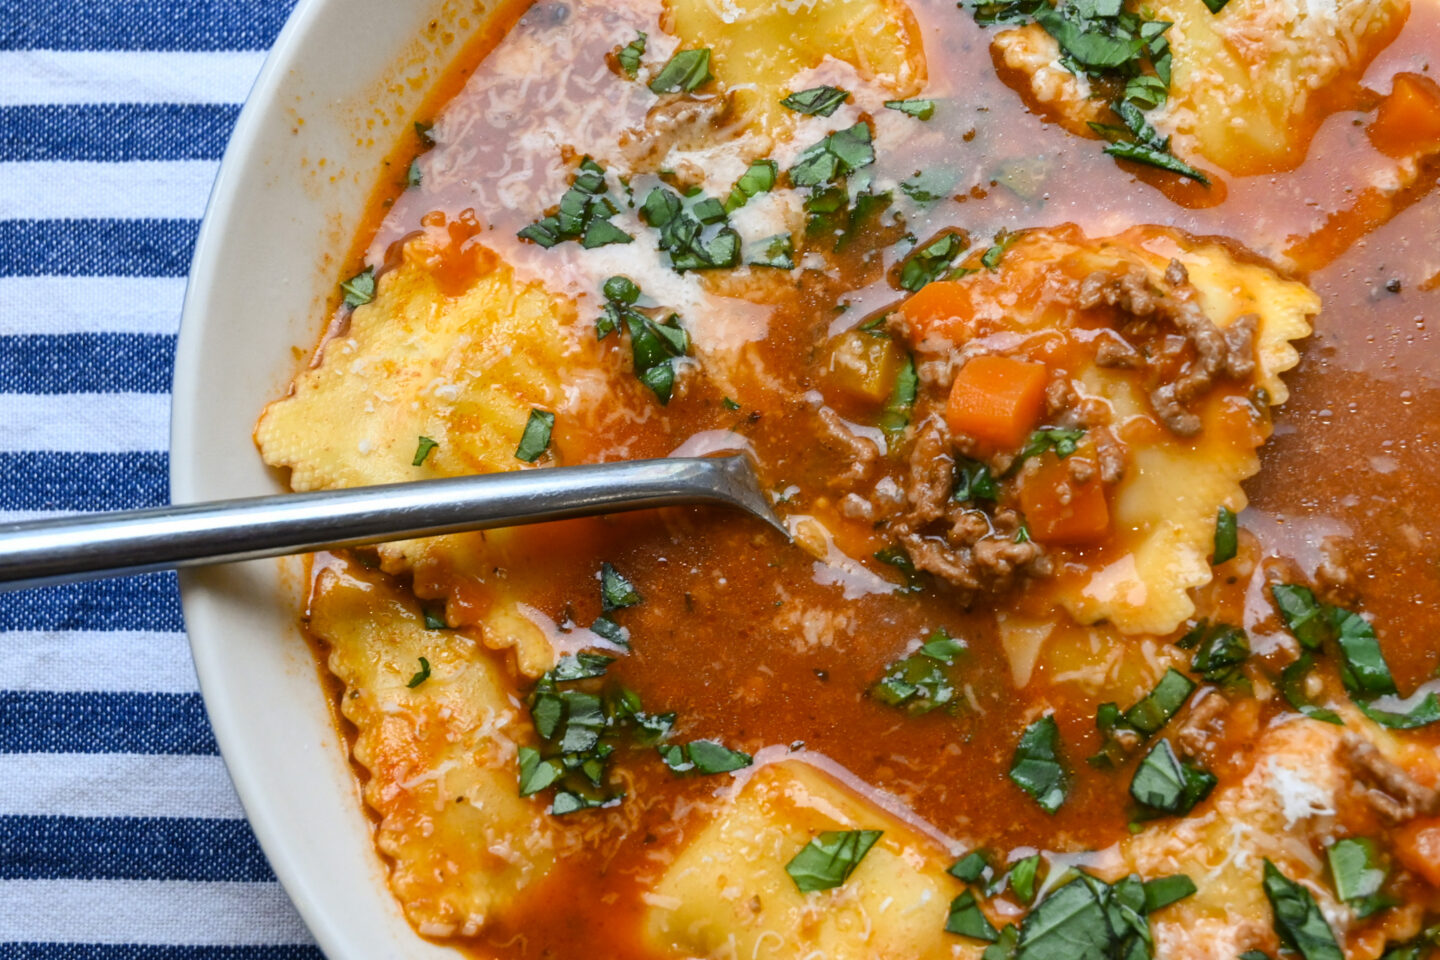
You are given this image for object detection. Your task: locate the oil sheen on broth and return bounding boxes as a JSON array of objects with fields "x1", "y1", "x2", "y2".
[{"x1": 255, "y1": 0, "x2": 1440, "y2": 958}]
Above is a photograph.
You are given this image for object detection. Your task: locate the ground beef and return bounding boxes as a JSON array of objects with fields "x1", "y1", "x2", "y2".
[
  {"x1": 813, "y1": 404, "x2": 879, "y2": 484},
  {"x1": 1176, "y1": 690, "x2": 1228, "y2": 757},
  {"x1": 616, "y1": 94, "x2": 731, "y2": 174},
  {"x1": 1315, "y1": 536, "x2": 1363, "y2": 608},
  {"x1": 901, "y1": 418, "x2": 953, "y2": 526},
  {"x1": 1080, "y1": 259, "x2": 1257, "y2": 437},
  {"x1": 1341, "y1": 733, "x2": 1440, "y2": 823}
]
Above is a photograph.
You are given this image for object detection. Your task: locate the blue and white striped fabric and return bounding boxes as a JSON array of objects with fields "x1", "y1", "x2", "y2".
[{"x1": 0, "y1": 1, "x2": 323, "y2": 956}]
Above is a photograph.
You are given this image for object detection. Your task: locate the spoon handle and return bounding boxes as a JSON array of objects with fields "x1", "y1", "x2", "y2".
[{"x1": 0, "y1": 456, "x2": 781, "y2": 592}]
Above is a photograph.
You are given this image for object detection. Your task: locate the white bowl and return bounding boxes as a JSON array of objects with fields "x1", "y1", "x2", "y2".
[{"x1": 170, "y1": 0, "x2": 503, "y2": 955}]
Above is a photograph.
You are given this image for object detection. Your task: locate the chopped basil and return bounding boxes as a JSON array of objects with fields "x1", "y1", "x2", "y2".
[
  {"x1": 589, "y1": 615, "x2": 630, "y2": 649},
  {"x1": 406, "y1": 157, "x2": 422, "y2": 188},
  {"x1": 885, "y1": 98, "x2": 936, "y2": 120},
  {"x1": 1326, "y1": 838, "x2": 1391, "y2": 918},
  {"x1": 900, "y1": 168, "x2": 958, "y2": 203},
  {"x1": 1356, "y1": 689, "x2": 1440, "y2": 730},
  {"x1": 1263, "y1": 859, "x2": 1344, "y2": 960},
  {"x1": 874, "y1": 544, "x2": 924, "y2": 594},
  {"x1": 1010, "y1": 715, "x2": 1068, "y2": 814},
  {"x1": 1279, "y1": 654, "x2": 1344, "y2": 725},
  {"x1": 1096, "y1": 100, "x2": 1209, "y2": 185},
  {"x1": 412, "y1": 436, "x2": 439, "y2": 467},
  {"x1": 725, "y1": 159, "x2": 778, "y2": 211},
  {"x1": 789, "y1": 122, "x2": 875, "y2": 188},
  {"x1": 879, "y1": 354, "x2": 918, "y2": 447},
  {"x1": 748, "y1": 232, "x2": 795, "y2": 269},
  {"x1": 551, "y1": 652, "x2": 615, "y2": 682},
  {"x1": 721, "y1": 397, "x2": 741, "y2": 411},
  {"x1": 1200, "y1": 0, "x2": 1230, "y2": 11},
  {"x1": 954, "y1": 457, "x2": 1000, "y2": 503},
  {"x1": 871, "y1": 629, "x2": 964, "y2": 714},
  {"x1": 516, "y1": 746, "x2": 562, "y2": 796},
  {"x1": 659, "y1": 738, "x2": 752, "y2": 775},
  {"x1": 514, "y1": 408, "x2": 555, "y2": 463},
  {"x1": 980, "y1": 230, "x2": 1018, "y2": 271},
  {"x1": 1015, "y1": 427, "x2": 1086, "y2": 467},
  {"x1": 1212, "y1": 506, "x2": 1237, "y2": 564},
  {"x1": 1123, "y1": 73, "x2": 1168, "y2": 110},
  {"x1": 595, "y1": 275, "x2": 691, "y2": 402},
  {"x1": 519, "y1": 157, "x2": 632, "y2": 249},
  {"x1": 899, "y1": 232, "x2": 969, "y2": 292},
  {"x1": 1188, "y1": 624, "x2": 1249, "y2": 684},
  {"x1": 986, "y1": 924, "x2": 1020, "y2": 960},
  {"x1": 1271, "y1": 583, "x2": 1329, "y2": 650},
  {"x1": 616, "y1": 31, "x2": 646, "y2": 78},
  {"x1": 785, "y1": 829, "x2": 883, "y2": 892},
  {"x1": 340, "y1": 267, "x2": 376, "y2": 307},
  {"x1": 406, "y1": 656, "x2": 431, "y2": 688},
  {"x1": 1142, "y1": 874, "x2": 1196, "y2": 912},
  {"x1": 1008, "y1": 854, "x2": 1042, "y2": 904},
  {"x1": 947, "y1": 889, "x2": 1000, "y2": 941},
  {"x1": 1331, "y1": 607, "x2": 1396, "y2": 697},
  {"x1": 414, "y1": 120, "x2": 435, "y2": 144},
  {"x1": 641, "y1": 184, "x2": 741, "y2": 272},
  {"x1": 1014, "y1": 877, "x2": 1113, "y2": 960},
  {"x1": 600, "y1": 562, "x2": 642, "y2": 611},
  {"x1": 1130, "y1": 738, "x2": 1215, "y2": 816},
  {"x1": 648, "y1": 48, "x2": 712, "y2": 93},
  {"x1": 781, "y1": 85, "x2": 849, "y2": 117},
  {"x1": 950, "y1": 850, "x2": 993, "y2": 884},
  {"x1": 422, "y1": 606, "x2": 447, "y2": 630}
]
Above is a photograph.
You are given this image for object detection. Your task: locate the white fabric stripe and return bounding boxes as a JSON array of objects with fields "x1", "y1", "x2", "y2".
[
  {"x1": 0, "y1": 509, "x2": 50, "y2": 523},
  {"x1": 0, "y1": 276, "x2": 186, "y2": 336},
  {"x1": 0, "y1": 161, "x2": 219, "y2": 220},
  {"x1": 0, "y1": 753, "x2": 244, "y2": 819},
  {"x1": 0, "y1": 51, "x2": 266, "y2": 106},
  {"x1": 0, "y1": 393, "x2": 168, "y2": 452},
  {"x1": 0, "y1": 879, "x2": 314, "y2": 945},
  {"x1": 0, "y1": 630, "x2": 195, "y2": 692}
]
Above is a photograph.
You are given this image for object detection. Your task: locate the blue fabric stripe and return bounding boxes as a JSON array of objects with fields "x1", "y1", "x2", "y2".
[
  {"x1": 0, "y1": 334, "x2": 175, "y2": 394},
  {"x1": 0, "y1": 104, "x2": 238, "y2": 163},
  {"x1": 0, "y1": 573, "x2": 184, "y2": 631},
  {"x1": 0, "y1": 949, "x2": 323, "y2": 960},
  {"x1": 0, "y1": 949, "x2": 321, "y2": 960},
  {"x1": 0, "y1": 0, "x2": 297, "y2": 52},
  {"x1": 0, "y1": 815, "x2": 273, "y2": 881},
  {"x1": 0, "y1": 220, "x2": 197, "y2": 278},
  {"x1": 0, "y1": 451, "x2": 168, "y2": 512},
  {"x1": 0, "y1": 692, "x2": 215, "y2": 755}
]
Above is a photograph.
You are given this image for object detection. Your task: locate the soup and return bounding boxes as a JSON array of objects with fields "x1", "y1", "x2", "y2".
[{"x1": 255, "y1": 0, "x2": 1440, "y2": 957}]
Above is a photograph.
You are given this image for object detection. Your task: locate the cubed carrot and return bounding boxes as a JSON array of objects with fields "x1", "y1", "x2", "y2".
[
  {"x1": 945, "y1": 355, "x2": 1049, "y2": 449},
  {"x1": 899, "y1": 280, "x2": 972, "y2": 340},
  {"x1": 1394, "y1": 816, "x2": 1440, "y2": 887},
  {"x1": 1018, "y1": 453, "x2": 1110, "y2": 545},
  {"x1": 1368, "y1": 73, "x2": 1440, "y2": 159}
]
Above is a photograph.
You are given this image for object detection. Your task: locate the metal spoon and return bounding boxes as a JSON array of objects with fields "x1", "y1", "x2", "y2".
[{"x1": 0, "y1": 455, "x2": 785, "y2": 593}]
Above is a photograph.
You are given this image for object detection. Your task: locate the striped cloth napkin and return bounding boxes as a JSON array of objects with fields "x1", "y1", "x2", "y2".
[{"x1": 1, "y1": 1, "x2": 323, "y2": 956}]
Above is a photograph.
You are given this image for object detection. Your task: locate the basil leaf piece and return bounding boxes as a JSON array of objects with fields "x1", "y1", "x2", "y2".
[
  {"x1": 604, "y1": 274, "x2": 641, "y2": 304},
  {"x1": 748, "y1": 232, "x2": 795, "y2": 269},
  {"x1": 1130, "y1": 738, "x2": 1215, "y2": 815},
  {"x1": 406, "y1": 656, "x2": 431, "y2": 688},
  {"x1": 1124, "y1": 669, "x2": 1196, "y2": 735},
  {"x1": 879, "y1": 354, "x2": 918, "y2": 447},
  {"x1": 1190, "y1": 625, "x2": 1249, "y2": 683},
  {"x1": 920, "y1": 630, "x2": 965, "y2": 663},
  {"x1": 954, "y1": 457, "x2": 1000, "y2": 503},
  {"x1": 899, "y1": 232, "x2": 969, "y2": 292},
  {"x1": 616, "y1": 31, "x2": 646, "y2": 78},
  {"x1": 789, "y1": 122, "x2": 875, "y2": 188},
  {"x1": 1008, "y1": 854, "x2": 1042, "y2": 904},
  {"x1": 985, "y1": 924, "x2": 1020, "y2": 960},
  {"x1": 785, "y1": 829, "x2": 883, "y2": 892},
  {"x1": 726, "y1": 159, "x2": 778, "y2": 211},
  {"x1": 520, "y1": 157, "x2": 631, "y2": 249},
  {"x1": 1124, "y1": 74, "x2": 1168, "y2": 110},
  {"x1": 1010, "y1": 715, "x2": 1068, "y2": 814},
  {"x1": 341, "y1": 267, "x2": 376, "y2": 307},
  {"x1": 600, "y1": 562, "x2": 642, "y2": 611},
  {"x1": 1271, "y1": 583, "x2": 1329, "y2": 650},
  {"x1": 406, "y1": 157, "x2": 422, "y2": 188},
  {"x1": 550, "y1": 652, "x2": 614, "y2": 682},
  {"x1": 1279, "y1": 654, "x2": 1345, "y2": 725},
  {"x1": 781, "y1": 85, "x2": 849, "y2": 117},
  {"x1": 1357, "y1": 690, "x2": 1440, "y2": 730},
  {"x1": 517, "y1": 746, "x2": 563, "y2": 796},
  {"x1": 1326, "y1": 838, "x2": 1390, "y2": 917},
  {"x1": 589, "y1": 615, "x2": 630, "y2": 649},
  {"x1": 1330, "y1": 607, "x2": 1397, "y2": 697},
  {"x1": 1263, "y1": 860, "x2": 1344, "y2": 960},
  {"x1": 1101, "y1": 100, "x2": 1209, "y2": 185},
  {"x1": 947, "y1": 889, "x2": 1000, "y2": 941},
  {"x1": 648, "y1": 48, "x2": 712, "y2": 93},
  {"x1": 686, "y1": 739, "x2": 752, "y2": 774},
  {"x1": 414, "y1": 120, "x2": 435, "y2": 144},
  {"x1": 885, "y1": 98, "x2": 936, "y2": 120},
  {"x1": 412, "y1": 436, "x2": 439, "y2": 467},
  {"x1": 1200, "y1": 0, "x2": 1229, "y2": 11},
  {"x1": 1142, "y1": 874, "x2": 1196, "y2": 912},
  {"x1": 874, "y1": 545, "x2": 924, "y2": 595},
  {"x1": 514, "y1": 408, "x2": 555, "y2": 463},
  {"x1": 950, "y1": 850, "x2": 992, "y2": 884},
  {"x1": 1015, "y1": 877, "x2": 1112, "y2": 960},
  {"x1": 871, "y1": 630, "x2": 963, "y2": 714},
  {"x1": 900, "y1": 168, "x2": 958, "y2": 203},
  {"x1": 981, "y1": 230, "x2": 1018, "y2": 271},
  {"x1": 422, "y1": 606, "x2": 448, "y2": 630},
  {"x1": 1212, "y1": 506, "x2": 1237, "y2": 564}
]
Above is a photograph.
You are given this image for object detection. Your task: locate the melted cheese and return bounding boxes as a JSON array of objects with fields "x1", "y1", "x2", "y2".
[{"x1": 309, "y1": 562, "x2": 555, "y2": 935}]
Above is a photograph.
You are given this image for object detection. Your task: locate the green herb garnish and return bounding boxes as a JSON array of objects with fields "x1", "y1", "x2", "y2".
[
  {"x1": 899, "y1": 232, "x2": 969, "y2": 292},
  {"x1": 1212, "y1": 506, "x2": 1237, "y2": 564},
  {"x1": 947, "y1": 889, "x2": 1000, "y2": 941},
  {"x1": 725, "y1": 159, "x2": 778, "y2": 211},
  {"x1": 879, "y1": 354, "x2": 918, "y2": 447},
  {"x1": 600, "y1": 562, "x2": 642, "y2": 611},
  {"x1": 954, "y1": 457, "x2": 1000, "y2": 503},
  {"x1": 781, "y1": 85, "x2": 849, "y2": 116},
  {"x1": 950, "y1": 850, "x2": 992, "y2": 884},
  {"x1": 340, "y1": 267, "x2": 376, "y2": 307},
  {"x1": 1010, "y1": 715, "x2": 1067, "y2": 814},
  {"x1": 1263, "y1": 860, "x2": 1344, "y2": 960},
  {"x1": 885, "y1": 98, "x2": 936, "y2": 120},
  {"x1": 789, "y1": 122, "x2": 875, "y2": 188},
  {"x1": 1130, "y1": 738, "x2": 1215, "y2": 816},
  {"x1": 616, "y1": 31, "x2": 646, "y2": 78},
  {"x1": 648, "y1": 48, "x2": 712, "y2": 93},
  {"x1": 406, "y1": 656, "x2": 431, "y2": 688},
  {"x1": 1142, "y1": 874, "x2": 1197, "y2": 912},
  {"x1": 1326, "y1": 838, "x2": 1392, "y2": 918},
  {"x1": 1189, "y1": 623, "x2": 1249, "y2": 684},
  {"x1": 519, "y1": 157, "x2": 633, "y2": 249},
  {"x1": 412, "y1": 436, "x2": 439, "y2": 467},
  {"x1": 785, "y1": 829, "x2": 883, "y2": 892},
  {"x1": 659, "y1": 738, "x2": 753, "y2": 775},
  {"x1": 514, "y1": 409, "x2": 555, "y2": 463},
  {"x1": 871, "y1": 629, "x2": 964, "y2": 714}
]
